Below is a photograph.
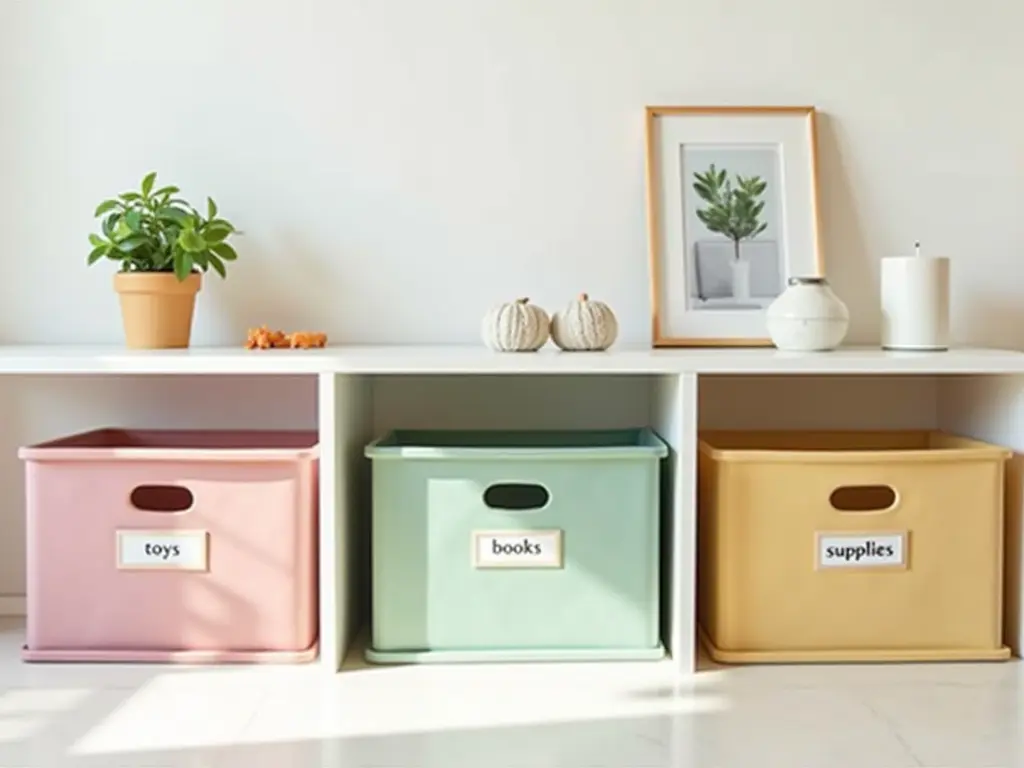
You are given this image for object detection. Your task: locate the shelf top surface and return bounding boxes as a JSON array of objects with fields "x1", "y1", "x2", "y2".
[{"x1": 0, "y1": 344, "x2": 1021, "y2": 375}]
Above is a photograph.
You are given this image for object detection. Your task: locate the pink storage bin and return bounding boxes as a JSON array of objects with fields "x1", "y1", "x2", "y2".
[{"x1": 19, "y1": 428, "x2": 319, "y2": 664}]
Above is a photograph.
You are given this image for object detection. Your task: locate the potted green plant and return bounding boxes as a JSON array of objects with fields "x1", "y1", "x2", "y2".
[
  {"x1": 87, "y1": 172, "x2": 240, "y2": 349},
  {"x1": 692, "y1": 164, "x2": 767, "y2": 302}
]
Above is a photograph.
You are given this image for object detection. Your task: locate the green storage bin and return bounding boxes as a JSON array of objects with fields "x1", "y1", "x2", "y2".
[{"x1": 364, "y1": 428, "x2": 668, "y2": 664}]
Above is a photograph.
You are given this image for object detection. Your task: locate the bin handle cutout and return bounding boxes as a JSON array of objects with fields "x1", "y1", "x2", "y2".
[
  {"x1": 483, "y1": 483, "x2": 550, "y2": 512},
  {"x1": 829, "y1": 484, "x2": 897, "y2": 513},
  {"x1": 129, "y1": 485, "x2": 194, "y2": 513}
]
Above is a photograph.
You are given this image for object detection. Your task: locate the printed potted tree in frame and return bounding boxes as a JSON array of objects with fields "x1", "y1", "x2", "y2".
[
  {"x1": 693, "y1": 164, "x2": 768, "y2": 302},
  {"x1": 87, "y1": 172, "x2": 240, "y2": 349}
]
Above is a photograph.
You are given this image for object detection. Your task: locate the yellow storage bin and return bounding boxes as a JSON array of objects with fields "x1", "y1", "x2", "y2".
[{"x1": 697, "y1": 430, "x2": 1012, "y2": 664}]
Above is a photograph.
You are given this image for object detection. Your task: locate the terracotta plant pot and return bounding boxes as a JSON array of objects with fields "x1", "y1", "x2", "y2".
[{"x1": 113, "y1": 272, "x2": 202, "y2": 349}]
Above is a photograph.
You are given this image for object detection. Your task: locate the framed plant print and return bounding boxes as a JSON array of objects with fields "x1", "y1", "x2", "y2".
[{"x1": 645, "y1": 106, "x2": 824, "y2": 347}]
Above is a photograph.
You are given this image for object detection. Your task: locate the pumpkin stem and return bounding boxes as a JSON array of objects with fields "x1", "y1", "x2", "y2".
[
  {"x1": 516, "y1": 297, "x2": 530, "y2": 304},
  {"x1": 578, "y1": 292, "x2": 589, "y2": 301}
]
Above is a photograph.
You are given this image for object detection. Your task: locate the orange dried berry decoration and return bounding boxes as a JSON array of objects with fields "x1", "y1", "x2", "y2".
[
  {"x1": 244, "y1": 325, "x2": 289, "y2": 350},
  {"x1": 245, "y1": 326, "x2": 327, "y2": 350},
  {"x1": 286, "y1": 331, "x2": 328, "y2": 349},
  {"x1": 245, "y1": 325, "x2": 274, "y2": 349}
]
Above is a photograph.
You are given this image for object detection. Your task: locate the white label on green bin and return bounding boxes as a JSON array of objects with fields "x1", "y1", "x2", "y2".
[
  {"x1": 472, "y1": 529, "x2": 563, "y2": 569},
  {"x1": 816, "y1": 531, "x2": 907, "y2": 570},
  {"x1": 116, "y1": 530, "x2": 209, "y2": 572}
]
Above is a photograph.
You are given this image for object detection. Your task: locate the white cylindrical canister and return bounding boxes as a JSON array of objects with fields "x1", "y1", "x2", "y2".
[{"x1": 880, "y1": 256, "x2": 950, "y2": 351}]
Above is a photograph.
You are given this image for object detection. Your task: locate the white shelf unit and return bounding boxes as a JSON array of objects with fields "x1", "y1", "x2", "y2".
[{"x1": 1, "y1": 345, "x2": 1023, "y2": 675}]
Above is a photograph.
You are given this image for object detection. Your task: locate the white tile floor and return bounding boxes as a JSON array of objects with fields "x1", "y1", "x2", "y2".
[{"x1": 1, "y1": 618, "x2": 1022, "y2": 767}]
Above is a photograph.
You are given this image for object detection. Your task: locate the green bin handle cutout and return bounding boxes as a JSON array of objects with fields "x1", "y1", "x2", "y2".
[{"x1": 483, "y1": 483, "x2": 550, "y2": 511}]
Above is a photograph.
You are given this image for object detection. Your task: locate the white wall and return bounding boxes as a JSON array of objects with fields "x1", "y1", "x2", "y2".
[
  {"x1": 0, "y1": 0, "x2": 1022, "y2": 600},
  {"x1": 3, "y1": 0, "x2": 1023, "y2": 347}
]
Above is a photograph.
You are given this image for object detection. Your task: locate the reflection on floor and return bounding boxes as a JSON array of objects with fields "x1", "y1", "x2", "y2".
[{"x1": 0, "y1": 618, "x2": 1020, "y2": 767}]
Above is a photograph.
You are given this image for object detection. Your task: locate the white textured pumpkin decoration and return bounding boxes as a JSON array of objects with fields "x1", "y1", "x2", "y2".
[
  {"x1": 551, "y1": 293, "x2": 619, "y2": 351},
  {"x1": 481, "y1": 297, "x2": 550, "y2": 352}
]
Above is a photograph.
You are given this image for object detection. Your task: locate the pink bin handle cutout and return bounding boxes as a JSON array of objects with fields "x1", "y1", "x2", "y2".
[{"x1": 129, "y1": 484, "x2": 195, "y2": 513}]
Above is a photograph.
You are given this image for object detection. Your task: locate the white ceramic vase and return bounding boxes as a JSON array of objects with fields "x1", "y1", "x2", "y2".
[
  {"x1": 730, "y1": 258, "x2": 751, "y2": 302},
  {"x1": 766, "y1": 276, "x2": 849, "y2": 352}
]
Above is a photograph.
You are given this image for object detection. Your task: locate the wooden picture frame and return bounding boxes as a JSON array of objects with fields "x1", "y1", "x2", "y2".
[{"x1": 645, "y1": 106, "x2": 825, "y2": 347}]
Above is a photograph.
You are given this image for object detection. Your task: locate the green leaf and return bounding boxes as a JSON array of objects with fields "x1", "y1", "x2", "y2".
[
  {"x1": 141, "y1": 172, "x2": 157, "y2": 197},
  {"x1": 116, "y1": 235, "x2": 151, "y2": 252},
  {"x1": 191, "y1": 250, "x2": 209, "y2": 270},
  {"x1": 178, "y1": 228, "x2": 206, "y2": 253},
  {"x1": 153, "y1": 185, "x2": 180, "y2": 198},
  {"x1": 696, "y1": 205, "x2": 731, "y2": 236},
  {"x1": 210, "y1": 242, "x2": 238, "y2": 261},
  {"x1": 158, "y1": 227, "x2": 182, "y2": 247},
  {"x1": 87, "y1": 245, "x2": 107, "y2": 265},
  {"x1": 94, "y1": 199, "x2": 119, "y2": 217},
  {"x1": 692, "y1": 181, "x2": 716, "y2": 203},
  {"x1": 102, "y1": 212, "x2": 121, "y2": 238},
  {"x1": 157, "y1": 206, "x2": 191, "y2": 224},
  {"x1": 124, "y1": 210, "x2": 143, "y2": 232},
  {"x1": 173, "y1": 250, "x2": 193, "y2": 281},
  {"x1": 206, "y1": 251, "x2": 227, "y2": 278},
  {"x1": 88, "y1": 233, "x2": 106, "y2": 248},
  {"x1": 207, "y1": 197, "x2": 218, "y2": 219},
  {"x1": 206, "y1": 218, "x2": 235, "y2": 232},
  {"x1": 120, "y1": 192, "x2": 142, "y2": 202},
  {"x1": 148, "y1": 249, "x2": 172, "y2": 270},
  {"x1": 203, "y1": 225, "x2": 231, "y2": 244}
]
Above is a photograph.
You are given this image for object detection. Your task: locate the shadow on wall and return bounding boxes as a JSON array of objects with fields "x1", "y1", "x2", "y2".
[
  {"x1": 955, "y1": 296, "x2": 1024, "y2": 351},
  {"x1": 200, "y1": 235, "x2": 344, "y2": 345},
  {"x1": 817, "y1": 112, "x2": 1024, "y2": 351},
  {"x1": 815, "y1": 112, "x2": 876, "y2": 344},
  {"x1": 1004, "y1": 453, "x2": 1023, "y2": 655},
  {"x1": 0, "y1": 379, "x2": 27, "y2": 599}
]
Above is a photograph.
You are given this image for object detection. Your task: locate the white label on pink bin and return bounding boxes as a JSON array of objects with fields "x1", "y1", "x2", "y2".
[{"x1": 116, "y1": 530, "x2": 209, "y2": 571}]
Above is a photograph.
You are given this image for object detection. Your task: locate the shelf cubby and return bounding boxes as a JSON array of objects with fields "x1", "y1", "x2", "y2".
[{"x1": 0, "y1": 346, "x2": 1020, "y2": 673}]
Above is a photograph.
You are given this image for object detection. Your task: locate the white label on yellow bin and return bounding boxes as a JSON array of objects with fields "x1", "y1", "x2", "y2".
[
  {"x1": 816, "y1": 531, "x2": 907, "y2": 570},
  {"x1": 473, "y1": 530, "x2": 563, "y2": 569},
  {"x1": 116, "y1": 530, "x2": 209, "y2": 571}
]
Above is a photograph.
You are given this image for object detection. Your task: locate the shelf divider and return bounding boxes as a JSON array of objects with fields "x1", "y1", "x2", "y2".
[
  {"x1": 652, "y1": 373, "x2": 699, "y2": 673},
  {"x1": 318, "y1": 373, "x2": 374, "y2": 672}
]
